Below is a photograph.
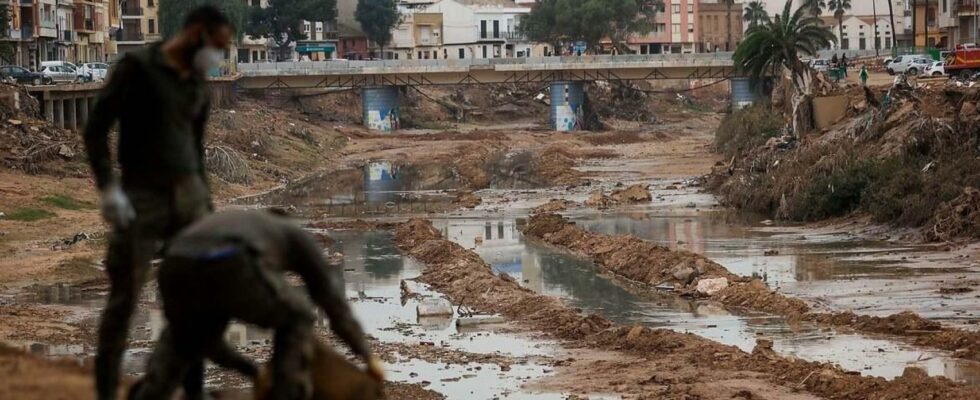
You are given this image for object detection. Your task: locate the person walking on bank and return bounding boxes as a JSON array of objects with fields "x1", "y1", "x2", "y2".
[
  {"x1": 860, "y1": 65, "x2": 869, "y2": 87},
  {"x1": 82, "y1": 6, "x2": 234, "y2": 400}
]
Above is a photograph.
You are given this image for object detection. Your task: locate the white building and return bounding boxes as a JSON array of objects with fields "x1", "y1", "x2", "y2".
[
  {"x1": 755, "y1": 0, "x2": 910, "y2": 48},
  {"x1": 826, "y1": 15, "x2": 896, "y2": 51},
  {"x1": 388, "y1": 0, "x2": 539, "y2": 60}
]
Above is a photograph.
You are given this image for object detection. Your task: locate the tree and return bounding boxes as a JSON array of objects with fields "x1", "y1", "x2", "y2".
[
  {"x1": 887, "y1": 0, "x2": 896, "y2": 49},
  {"x1": 802, "y1": 0, "x2": 827, "y2": 16},
  {"x1": 743, "y1": 1, "x2": 770, "y2": 29},
  {"x1": 355, "y1": 0, "x2": 399, "y2": 59},
  {"x1": 159, "y1": 0, "x2": 247, "y2": 39},
  {"x1": 0, "y1": 4, "x2": 14, "y2": 65},
  {"x1": 522, "y1": 0, "x2": 661, "y2": 53},
  {"x1": 247, "y1": 0, "x2": 338, "y2": 61},
  {"x1": 828, "y1": 0, "x2": 851, "y2": 49},
  {"x1": 735, "y1": 0, "x2": 836, "y2": 135}
]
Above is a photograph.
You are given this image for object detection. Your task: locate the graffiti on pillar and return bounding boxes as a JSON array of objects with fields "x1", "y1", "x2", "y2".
[
  {"x1": 367, "y1": 108, "x2": 400, "y2": 132},
  {"x1": 554, "y1": 103, "x2": 581, "y2": 132}
]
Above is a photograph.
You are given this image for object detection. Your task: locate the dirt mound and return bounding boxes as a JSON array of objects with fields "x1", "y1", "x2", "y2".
[
  {"x1": 307, "y1": 219, "x2": 398, "y2": 231},
  {"x1": 531, "y1": 199, "x2": 575, "y2": 214},
  {"x1": 0, "y1": 344, "x2": 94, "y2": 399},
  {"x1": 453, "y1": 190, "x2": 481, "y2": 209},
  {"x1": 927, "y1": 187, "x2": 980, "y2": 241},
  {"x1": 583, "y1": 184, "x2": 652, "y2": 209},
  {"x1": 395, "y1": 218, "x2": 980, "y2": 399},
  {"x1": 524, "y1": 213, "x2": 980, "y2": 361}
]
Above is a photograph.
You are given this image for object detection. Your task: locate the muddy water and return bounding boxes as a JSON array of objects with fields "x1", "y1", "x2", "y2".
[
  {"x1": 428, "y1": 217, "x2": 980, "y2": 385},
  {"x1": 10, "y1": 231, "x2": 567, "y2": 399}
]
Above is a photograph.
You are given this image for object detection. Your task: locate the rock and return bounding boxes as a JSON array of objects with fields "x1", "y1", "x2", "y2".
[
  {"x1": 585, "y1": 190, "x2": 610, "y2": 208},
  {"x1": 417, "y1": 298, "x2": 453, "y2": 317},
  {"x1": 7, "y1": 119, "x2": 21, "y2": 125},
  {"x1": 754, "y1": 338, "x2": 774, "y2": 352},
  {"x1": 901, "y1": 366, "x2": 929, "y2": 380},
  {"x1": 696, "y1": 277, "x2": 729, "y2": 295},
  {"x1": 626, "y1": 326, "x2": 645, "y2": 342},
  {"x1": 694, "y1": 258, "x2": 708, "y2": 274},
  {"x1": 58, "y1": 144, "x2": 74, "y2": 159},
  {"x1": 671, "y1": 265, "x2": 698, "y2": 284},
  {"x1": 962, "y1": 101, "x2": 978, "y2": 118}
]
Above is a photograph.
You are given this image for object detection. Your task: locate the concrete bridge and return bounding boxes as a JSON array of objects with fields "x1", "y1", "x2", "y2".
[{"x1": 235, "y1": 53, "x2": 739, "y2": 89}]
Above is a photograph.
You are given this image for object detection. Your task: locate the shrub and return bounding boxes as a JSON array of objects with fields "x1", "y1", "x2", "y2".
[
  {"x1": 2, "y1": 207, "x2": 56, "y2": 221},
  {"x1": 715, "y1": 103, "x2": 784, "y2": 157}
]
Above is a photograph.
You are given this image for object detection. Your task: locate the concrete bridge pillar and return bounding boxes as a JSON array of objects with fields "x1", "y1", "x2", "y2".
[
  {"x1": 549, "y1": 81, "x2": 584, "y2": 132},
  {"x1": 53, "y1": 99, "x2": 64, "y2": 129},
  {"x1": 44, "y1": 99, "x2": 54, "y2": 124},
  {"x1": 361, "y1": 86, "x2": 400, "y2": 132},
  {"x1": 77, "y1": 97, "x2": 90, "y2": 127},
  {"x1": 65, "y1": 97, "x2": 77, "y2": 131}
]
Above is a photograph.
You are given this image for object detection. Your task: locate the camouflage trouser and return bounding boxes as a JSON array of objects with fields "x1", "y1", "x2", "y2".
[
  {"x1": 95, "y1": 175, "x2": 210, "y2": 400},
  {"x1": 129, "y1": 245, "x2": 318, "y2": 400}
]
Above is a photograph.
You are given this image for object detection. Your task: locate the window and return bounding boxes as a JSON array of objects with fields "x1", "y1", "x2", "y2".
[
  {"x1": 480, "y1": 20, "x2": 487, "y2": 38},
  {"x1": 655, "y1": 23, "x2": 665, "y2": 33},
  {"x1": 672, "y1": 4, "x2": 680, "y2": 14},
  {"x1": 459, "y1": 48, "x2": 465, "y2": 59},
  {"x1": 688, "y1": 4, "x2": 693, "y2": 14},
  {"x1": 148, "y1": 19, "x2": 155, "y2": 34},
  {"x1": 493, "y1": 20, "x2": 499, "y2": 38},
  {"x1": 482, "y1": 45, "x2": 487, "y2": 58},
  {"x1": 688, "y1": 23, "x2": 694, "y2": 33},
  {"x1": 148, "y1": 0, "x2": 155, "y2": 6},
  {"x1": 672, "y1": 23, "x2": 680, "y2": 33}
]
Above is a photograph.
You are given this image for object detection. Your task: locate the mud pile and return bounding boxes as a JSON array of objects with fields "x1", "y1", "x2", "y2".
[
  {"x1": 394, "y1": 218, "x2": 980, "y2": 399},
  {"x1": 583, "y1": 184, "x2": 652, "y2": 209},
  {"x1": 710, "y1": 85, "x2": 980, "y2": 241},
  {"x1": 452, "y1": 190, "x2": 481, "y2": 209},
  {"x1": 530, "y1": 199, "x2": 576, "y2": 214},
  {"x1": 524, "y1": 213, "x2": 980, "y2": 361}
]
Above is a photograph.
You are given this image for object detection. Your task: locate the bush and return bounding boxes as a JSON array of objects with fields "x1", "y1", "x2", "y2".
[
  {"x1": 715, "y1": 103, "x2": 784, "y2": 156},
  {"x1": 39, "y1": 195, "x2": 95, "y2": 211},
  {"x1": 785, "y1": 159, "x2": 881, "y2": 221},
  {"x1": 2, "y1": 207, "x2": 56, "y2": 221}
]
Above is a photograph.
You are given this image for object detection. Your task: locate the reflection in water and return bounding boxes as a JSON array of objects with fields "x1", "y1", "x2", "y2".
[{"x1": 430, "y1": 216, "x2": 980, "y2": 385}]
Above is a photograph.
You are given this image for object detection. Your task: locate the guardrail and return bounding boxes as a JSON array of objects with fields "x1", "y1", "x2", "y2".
[{"x1": 238, "y1": 53, "x2": 738, "y2": 75}]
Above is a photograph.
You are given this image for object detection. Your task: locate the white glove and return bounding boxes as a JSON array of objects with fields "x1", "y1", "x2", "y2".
[{"x1": 101, "y1": 184, "x2": 135, "y2": 229}]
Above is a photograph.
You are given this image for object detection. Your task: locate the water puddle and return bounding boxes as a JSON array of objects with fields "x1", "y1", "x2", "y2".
[{"x1": 430, "y1": 216, "x2": 980, "y2": 385}]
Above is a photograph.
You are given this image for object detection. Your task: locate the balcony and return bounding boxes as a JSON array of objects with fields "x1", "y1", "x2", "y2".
[
  {"x1": 117, "y1": 30, "x2": 145, "y2": 42},
  {"x1": 61, "y1": 30, "x2": 72, "y2": 42},
  {"x1": 122, "y1": 5, "x2": 143, "y2": 17},
  {"x1": 477, "y1": 29, "x2": 526, "y2": 41}
]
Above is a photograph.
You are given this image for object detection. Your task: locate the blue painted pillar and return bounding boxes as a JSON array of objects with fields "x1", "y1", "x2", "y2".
[
  {"x1": 549, "y1": 81, "x2": 584, "y2": 132},
  {"x1": 361, "y1": 86, "x2": 401, "y2": 132}
]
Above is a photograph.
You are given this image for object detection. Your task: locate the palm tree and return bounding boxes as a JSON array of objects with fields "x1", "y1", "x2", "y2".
[
  {"x1": 828, "y1": 0, "x2": 852, "y2": 50},
  {"x1": 743, "y1": 1, "x2": 770, "y2": 29},
  {"x1": 735, "y1": 0, "x2": 836, "y2": 134},
  {"x1": 802, "y1": 0, "x2": 827, "y2": 17},
  {"x1": 887, "y1": 0, "x2": 897, "y2": 49}
]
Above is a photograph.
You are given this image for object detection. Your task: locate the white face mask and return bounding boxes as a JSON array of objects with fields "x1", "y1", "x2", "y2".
[{"x1": 194, "y1": 46, "x2": 224, "y2": 73}]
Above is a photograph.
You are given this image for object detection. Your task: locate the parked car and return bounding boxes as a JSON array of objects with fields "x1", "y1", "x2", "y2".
[
  {"x1": 80, "y1": 62, "x2": 109, "y2": 81},
  {"x1": 809, "y1": 58, "x2": 830, "y2": 72},
  {"x1": 40, "y1": 61, "x2": 91, "y2": 82},
  {"x1": 0, "y1": 65, "x2": 51, "y2": 85},
  {"x1": 40, "y1": 65, "x2": 80, "y2": 83},
  {"x1": 886, "y1": 55, "x2": 933, "y2": 75},
  {"x1": 923, "y1": 61, "x2": 946, "y2": 76}
]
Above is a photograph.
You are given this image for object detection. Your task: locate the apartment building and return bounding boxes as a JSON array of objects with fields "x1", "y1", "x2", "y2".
[
  {"x1": 698, "y1": 0, "x2": 742, "y2": 52},
  {"x1": 939, "y1": 0, "x2": 980, "y2": 46},
  {"x1": 117, "y1": 0, "x2": 160, "y2": 55},
  {"x1": 628, "y1": 0, "x2": 699, "y2": 54},
  {"x1": 0, "y1": 0, "x2": 116, "y2": 69}
]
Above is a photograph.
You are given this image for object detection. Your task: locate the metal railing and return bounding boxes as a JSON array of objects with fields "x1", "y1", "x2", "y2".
[
  {"x1": 117, "y1": 30, "x2": 144, "y2": 42},
  {"x1": 477, "y1": 30, "x2": 527, "y2": 41}
]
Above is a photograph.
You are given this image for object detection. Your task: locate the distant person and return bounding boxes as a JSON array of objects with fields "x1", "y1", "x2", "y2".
[
  {"x1": 831, "y1": 53, "x2": 839, "y2": 67},
  {"x1": 127, "y1": 210, "x2": 383, "y2": 400},
  {"x1": 83, "y1": 6, "x2": 234, "y2": 400},
  {"x1": 841, "y1": 54, "x2": 849, "y2": 77},
  {"x1": 860, "y1": 65, "x2": 869, "y2": 86}
]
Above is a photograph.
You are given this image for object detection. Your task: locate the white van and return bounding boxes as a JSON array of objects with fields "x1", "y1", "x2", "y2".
[{"x1": 886, "y1": 55, "x2": 933, "y2": 75}]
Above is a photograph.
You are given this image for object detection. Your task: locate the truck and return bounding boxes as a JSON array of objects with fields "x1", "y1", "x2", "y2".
[{"x1": 944, "y1": 43, "x2": 980, "y2": 79}]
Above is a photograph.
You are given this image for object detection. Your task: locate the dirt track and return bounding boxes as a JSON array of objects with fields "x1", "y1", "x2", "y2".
[{"x1": 393, "y1": 218, "x2": 980, "y2": 399}]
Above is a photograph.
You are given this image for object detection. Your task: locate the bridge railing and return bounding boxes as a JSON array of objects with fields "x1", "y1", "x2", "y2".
[{"x1": 237, "y1": 53, "x2": 737, "y2": 76}]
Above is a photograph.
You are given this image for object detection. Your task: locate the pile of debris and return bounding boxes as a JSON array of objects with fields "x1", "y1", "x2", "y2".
[{"x1": 0, "y1": 83, "x2": 84, "y2": 175}]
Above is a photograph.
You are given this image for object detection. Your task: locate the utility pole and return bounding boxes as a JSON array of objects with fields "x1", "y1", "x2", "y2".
[
  {"x1": 873, "y1": 0, "x2": 880, "y2": 56},
  {"x1": 911, "y1": 0, "x2": 917, "y2": 50},
  {"x1": 923, "y1": 0, "x2": 929, "y2": 50}
]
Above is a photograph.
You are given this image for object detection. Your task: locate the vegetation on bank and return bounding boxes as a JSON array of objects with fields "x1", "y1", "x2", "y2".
[{"x1": 711, "y1": 99, "x2": 980, "y2": 241}]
